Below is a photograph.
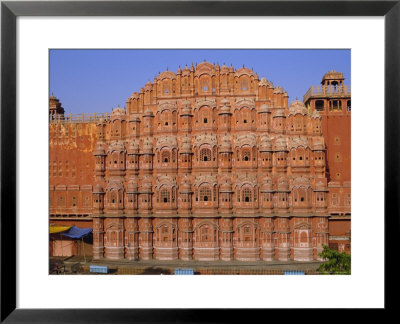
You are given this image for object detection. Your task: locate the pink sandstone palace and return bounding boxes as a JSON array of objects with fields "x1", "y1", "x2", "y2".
[{"x1": 49, "y1": 62, "x2": 351, "y2": 262}]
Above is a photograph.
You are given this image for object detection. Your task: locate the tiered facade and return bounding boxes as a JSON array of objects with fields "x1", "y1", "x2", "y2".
[{"x1": 50, "y1": 62, "x2": 349, "y2": 262}]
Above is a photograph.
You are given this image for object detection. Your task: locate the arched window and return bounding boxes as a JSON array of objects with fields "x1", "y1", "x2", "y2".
[
  {"x1": 241, "y1": 79, "x2": 248, "y2": 91},
  {"x1": 201, "y1": 226, "x2": 211, "y2": 242},
  {"x1": 242, "y1": 148, "x2": 251, "y2": 162},
  {"x1": 242, "y1": 188, "x2": 252, "y2": 202},
  {"x1": 200, "y1": 148, "x2": 211, "y2": 162},
  {"x1": 161, "y1": 150, "x2": 170, "y2": 163},
  {"x1": 200, "y1": 187, "x2": 212, "y2": 202},
  {"x1": 160, "y1": 189, "x2": 170, "y2": 203}
]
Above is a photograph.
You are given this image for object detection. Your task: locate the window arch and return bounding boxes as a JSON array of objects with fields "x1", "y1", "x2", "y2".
[
  {"x1": 161, "y1": 150, "x2": 171, "y2": 163},
  {"x1": 241, "y1": 108, "x2": 251, "y2": 125},
  {"x1": 200, "y1": 186, "x2": 212, "y2": 202},
  {"x1": 160, "y1": 189, "x2": 170, "y2": 203},
  {"x1": 200, "y1": 148, "x2": 211, "y2": 162},
  {"x1": 242, "y1": 187, "x2": 253, "y2": 202},
  {"x1": 242, "y1": 148, "x2": 251, "y2": 162},
  {"x1": 241, "y1": 79, "x2": 248, "y2": 91},
  {"x1": 200, "y1": 225, "x2": 213, "y2": 242}
]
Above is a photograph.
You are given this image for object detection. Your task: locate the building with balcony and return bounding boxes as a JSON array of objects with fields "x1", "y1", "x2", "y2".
[
  {"x1": 304, "y1": 70, "x2": 351, "y2": 252},
  {"x1": 49, "y1": 63, "x2": 350, "y2": 262}
]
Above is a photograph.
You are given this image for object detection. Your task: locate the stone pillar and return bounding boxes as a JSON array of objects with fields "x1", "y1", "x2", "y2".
[
  {"x1": 276, "y1": 217, "x2": 290, "y2": 261},
  {"x1": 139, "y1": 217, "x2": 153, "y2": 260},
  {"x1": 260, "y1": 217, "x2": 274, "y2": 261},
  {"x1": 219, "y1": 218, "x2": 234, "y2": 261},
  {"x1": 178, "y1": 218, "x2": 193, "y2": 260},
  {"x1": 92, "y1": 217, "x2": 104, "y2": 260},
  {"x1": 124, "y1": 217, "x2": 139, "y2": 260}
]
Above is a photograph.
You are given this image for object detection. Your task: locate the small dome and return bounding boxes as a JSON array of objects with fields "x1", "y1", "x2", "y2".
[
  {"x1": 260, "y1": 136, "x2": 273, "y2": 151},
  {"x1": 288, "y1": 100, "x2": 307, "y2": 116},
  {"x1": 180, "y1": 100, "x2": 192, "y2": 115},
  {"x1": 314, "y1": 180, "x2": 327, "y2": 191},
  {"x1": 272, "y1": 109, "x2": 286, "y2": 118},
  {"x1": 94, "y1": 183, "x2": 104, "y2": 193},
  {"x1": 274, "y1": 137, "x2": 288, "y2": 151},
  {"x1": 127, "y1": 180, "x2": 138, "y2": 192},
  {"x1": 219, "y1": 99, "x2": 231, "y2": 114},
  {"x1": 128, "y1": 114, "x2": 141, "y2": 122},
  {"x1": 94, "y1": 143, "x2": 106, "y2": 156},
  {"x1": 277, "y1": 177, "x2": 289, "y2": 191},
  {"x1": 273, "y1": 86, "x2": 285, "y2": 94},
  {"x1": 220, "y1": 181, "x2": 232, "y2": 192},
  {"x1": 143, "y1": 107, "x2": 154, "y2": 117},
  {"x1": 261, "y1": 176, "x2": 273, "y2": 191},
  {"x1": 182, "y1": 65, "x2": 190, "y2": 76},
  {"x1": 220, "y1": 64, "x2": 229, "y2": 74},
  {"x1": 107, "y1": 141, "x2": 126, "y2": 153},
  {"x1": 111, "y1": 107, "x2": 126, "y2": 119},
  {"x1": 258, "y1": 104, "x2": 271, "y2": 113},
  {"x1": 289, "y1": 100, "x2": 304, "y2": 108},
  {"x1": 130, "y1": 92, "x2": 139, "y2": 99},
  {"x1": 312, "y1": 138, "x2": 325, "y2": 151},
  {"x1": 292, "y1": 176, "x2": 312, "y2": 188},
  {"x1": 180, "y1": 181, "x2": 191, "y2": 190}
]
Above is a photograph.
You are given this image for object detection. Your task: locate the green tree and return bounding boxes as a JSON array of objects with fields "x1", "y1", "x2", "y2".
[{"x1": 318, "y1": 244, "x2": 351, "y2": 275}]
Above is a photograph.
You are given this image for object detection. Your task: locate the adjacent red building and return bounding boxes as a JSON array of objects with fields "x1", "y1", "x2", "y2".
[{"x1": 49, "y1": 63, "x2": 351, "y2": 261}]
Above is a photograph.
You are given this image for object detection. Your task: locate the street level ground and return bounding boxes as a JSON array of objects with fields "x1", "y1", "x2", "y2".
[{"x1": 50, "y1": 256, "x2": 324, "y2": 275}]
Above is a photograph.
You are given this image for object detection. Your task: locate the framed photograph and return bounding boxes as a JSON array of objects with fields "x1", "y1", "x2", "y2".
[{"x1": 1, "y1": 0, "x2": 398, "y2": 322}]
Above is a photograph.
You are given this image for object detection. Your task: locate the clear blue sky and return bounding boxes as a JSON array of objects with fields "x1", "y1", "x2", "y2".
[{"x1": 50, "y1": 49, "x2": 350, "y2": 114}]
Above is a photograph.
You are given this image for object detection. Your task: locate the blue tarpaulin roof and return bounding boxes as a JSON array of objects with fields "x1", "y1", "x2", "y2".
[{"x1": 62, "y1": 226, "x2": 92, "y2": 239}]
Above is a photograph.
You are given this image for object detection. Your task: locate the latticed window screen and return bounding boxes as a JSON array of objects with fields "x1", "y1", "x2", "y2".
[
  {"x1": 242, "y1": 188, "x2": 253, "y2": 202},
  {"x1": 161, "y1": 150, "x2": 171, "y2": 163},
  {"x1": 242, "y1": 149, "x2": 251, "y2": 161},
  {"x1": 200, "y1": 148, "x2": 211, "y2": 162},
  {"x1": 172, "y1": 149, "x2": 176, "y2": 162},
  {"x1": 161, "y1": 189, "x2": 170, "y2": 203},
  {"x1": 241, "y1": 79, "x2": 248, "y2": 91},
  {"x1": 201, "y1": 226, "x2": 212, "y2": 241},
  {"x1": 200, "y1": 187, "x2": 212, "y2": 202}
]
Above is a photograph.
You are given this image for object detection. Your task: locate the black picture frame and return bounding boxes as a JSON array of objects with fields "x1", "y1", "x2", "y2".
[{"x1": 1, "y1": 0, "x2": 398, "y2": 322}]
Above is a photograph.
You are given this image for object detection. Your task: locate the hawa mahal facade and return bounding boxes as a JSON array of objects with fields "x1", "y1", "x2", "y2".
[{"x1": 49, "y1": 62, "x2": 351, "y2": 262}]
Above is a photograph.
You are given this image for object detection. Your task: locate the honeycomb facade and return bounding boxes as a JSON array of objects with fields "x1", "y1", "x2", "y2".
[{"x1": 50, "y1": 62, "x2": 350, "y2": 262}]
